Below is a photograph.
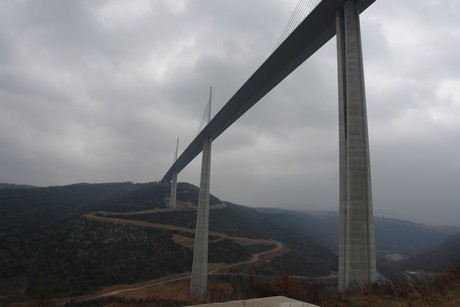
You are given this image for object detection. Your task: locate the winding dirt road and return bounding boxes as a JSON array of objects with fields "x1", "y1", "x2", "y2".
[{"x1": 53, "y1": 209, "x2": 285, "y2": 304}]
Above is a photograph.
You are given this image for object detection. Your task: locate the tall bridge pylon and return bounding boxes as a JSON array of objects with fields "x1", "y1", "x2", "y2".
[
  {"x1": 336, "y1": 1, "x2": 376, "y2": 291},
  {"x1": 190, "y1": 86, "x2": 213, "y2": 296}
]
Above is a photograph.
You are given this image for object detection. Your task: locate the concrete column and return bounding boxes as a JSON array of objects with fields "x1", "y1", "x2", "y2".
[
  {"x1": 336, "y1": 7, "x2": 348, "y2": 291},
  {"x1": 169, "y1": 138, "x2": 179, "y2": 209},
  {"x1": 336, "y1": 0, "x2": 376, "y2": 292},
  {"x1": 190, "y1": 137, "x2": 212, "y2": 296},
  {"x1": 170, "y1": 172, "x2": 177, "y2": 209}
]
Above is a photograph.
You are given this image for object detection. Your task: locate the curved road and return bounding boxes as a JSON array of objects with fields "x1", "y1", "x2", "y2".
[{"x1": 54, "y1": 209, "x2": 285, "y2": 304}]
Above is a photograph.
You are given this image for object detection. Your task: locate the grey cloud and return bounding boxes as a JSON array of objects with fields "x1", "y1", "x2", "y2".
[{"x1": 0, "y1": 0, "x2": 459, "y2": 226}]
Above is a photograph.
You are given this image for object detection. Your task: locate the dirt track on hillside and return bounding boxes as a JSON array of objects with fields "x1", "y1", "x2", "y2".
[
  {"x1": 51, "y1": 209, "x2": 286, "y2": 304},
  {"x1": 85, "y1": 211, "x2": 282, "y2": 247}
]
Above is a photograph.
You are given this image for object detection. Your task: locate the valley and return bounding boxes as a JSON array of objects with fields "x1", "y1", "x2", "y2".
[
  {"x1": 46, "y1": 205, "x2": 286, "y2": 305},
  {"x1": 1, "y1": 182, "x2": 459, "y2": 306}
]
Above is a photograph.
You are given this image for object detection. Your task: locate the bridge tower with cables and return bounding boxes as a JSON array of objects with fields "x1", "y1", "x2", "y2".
[
  {"x1": 276, "y1": 0, "x2": 376, "y2": 291},
  {"x1": 190, "y1": 87, "x2": 213, "y2": 296}
]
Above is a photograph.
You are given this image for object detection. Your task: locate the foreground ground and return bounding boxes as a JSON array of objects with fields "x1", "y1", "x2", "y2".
[{"x1": 12, "y1": 260, "x2": 458, "y2": 306}]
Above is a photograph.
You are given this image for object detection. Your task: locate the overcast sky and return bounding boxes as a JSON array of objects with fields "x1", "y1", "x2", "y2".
[{"x1": 1, "y1": 0, "x2": 459, "y2": 226}]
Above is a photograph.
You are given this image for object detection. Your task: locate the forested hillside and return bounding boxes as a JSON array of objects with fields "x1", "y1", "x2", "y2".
[
  {"x1": 0, "y1": 182, "x2": 135, "y2": 234},
  {"x1": 0, "y1": 181, "x2": 458, "y2": 305}
]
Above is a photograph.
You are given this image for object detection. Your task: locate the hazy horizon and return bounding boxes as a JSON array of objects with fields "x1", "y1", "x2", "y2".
[
  {"x1": 2, "y1": 179, "x2": 459, "y2": 228},
  {"x1": 1, "y1": 0, "x2": 459, "y2": 227}
]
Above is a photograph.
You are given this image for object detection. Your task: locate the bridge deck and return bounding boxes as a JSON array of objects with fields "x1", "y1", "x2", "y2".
[{"x1": 161, "y1": 0, "x2": 375, "y2": 182}]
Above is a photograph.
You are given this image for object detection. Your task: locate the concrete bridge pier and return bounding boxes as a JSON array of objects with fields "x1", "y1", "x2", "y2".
[
  {"x1": 336, "y1": 0, "x2": 377, "y2": 292},
  {"x1": 169, "y1": 172, "x2": 178, "y2": 209},
  {"x1": 190, "y1": 136, "x2": 212, "y2": 296},
  {"x1": 169, "y1": 138, "x2": 179, "y2": 209}
]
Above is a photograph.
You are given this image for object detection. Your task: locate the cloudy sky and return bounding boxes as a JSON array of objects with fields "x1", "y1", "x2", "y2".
[{"x1": 1, "y1": 0, "x2": 459, "y2": 226}]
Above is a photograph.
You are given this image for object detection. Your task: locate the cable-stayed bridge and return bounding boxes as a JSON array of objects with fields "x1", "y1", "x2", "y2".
[{"x1": 160, "y1": 0, "x2": 377, "y2": 296}]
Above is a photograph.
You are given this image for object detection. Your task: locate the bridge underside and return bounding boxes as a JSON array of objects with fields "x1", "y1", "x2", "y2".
[{"x1": 161, "y1": 0, "x2": 375, "y2": 183}]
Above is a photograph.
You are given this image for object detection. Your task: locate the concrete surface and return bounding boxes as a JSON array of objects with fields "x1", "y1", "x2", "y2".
[
  {"x1": 186, "y1": 295, "x2": 318, "y2": 307},
  {"x1": 336, "y1": 0, "x2": 377, "y2": 291},
  {"x1": 190, "y1": 137, "x2": 212, "y2": 296}
]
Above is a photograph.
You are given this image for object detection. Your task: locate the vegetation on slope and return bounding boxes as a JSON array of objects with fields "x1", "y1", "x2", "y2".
[
  {"x1": 0, "y1": 216, "x2": 272, "y2": 301},
  {"x1": 0, "y1": 182, "x2": 135, "y2": 234},
  {"x1": 57, "y1": 261, "x2": 460, "y2": 307},
  {"x1": 1, "y1": 217, "x2": 192, "y2": 299},
  {"x1": 1, "y1": 181, "x2": 459, "y2": 306},
  {"x1": 322, "y1": 260, "x2": 460, "y2": 306},
  {"x1": 108, "y1": 202, "x2": 339, "y2": 277}
]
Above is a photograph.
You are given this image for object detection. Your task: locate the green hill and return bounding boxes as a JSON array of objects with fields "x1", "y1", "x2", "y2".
[
  {"x1": 0, "y1": 182, "x2": 135, "y2": 234},
  {"x1": 0, "y1": 181, "x2": 458, "y2": 305}
]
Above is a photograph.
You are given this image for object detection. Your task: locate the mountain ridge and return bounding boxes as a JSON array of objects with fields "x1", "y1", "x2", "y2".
[{"x1": 1, "y1": 181, "x2": 459, "y2": 304}]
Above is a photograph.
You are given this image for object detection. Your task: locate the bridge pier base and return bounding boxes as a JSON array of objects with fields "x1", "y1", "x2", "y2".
[
  {"x1": 190, "y1": 137, "x2": 212, "y2": 296},
  {"x1": 336, "y1": 0, "x2": 376, "y2": 292}
]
